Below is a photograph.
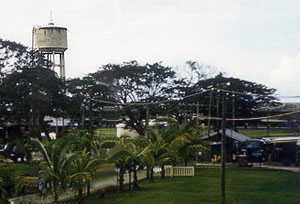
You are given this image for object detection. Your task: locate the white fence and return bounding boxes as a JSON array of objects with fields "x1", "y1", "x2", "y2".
[{"x1": 165, "y1": 166, "x2": 195, "y2": 177}]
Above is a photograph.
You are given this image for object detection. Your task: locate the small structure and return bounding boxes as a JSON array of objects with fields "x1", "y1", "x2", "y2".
[
  {"x1": 265, "y1": 136, "x2": 300, "y2": 165},
  {"x1": 202, "y1": 129, "x2": 251, "y2": 162},
  {"x1": 116, "y1": 123, "x2": 139, "y2": 138}
]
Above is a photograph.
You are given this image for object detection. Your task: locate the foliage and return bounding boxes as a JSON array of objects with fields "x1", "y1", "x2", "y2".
[
  {"x1": 0, "y1": 38, "x2": 29, "y2": 77},
  {"x1": 91, "y1": 61, "x2": 176, "y2": 135},
  {"x1": 31, "y1": 138, "x2": 75, "y2": 203},
  {"x1": 68, "y1": 149, "x2": 105, "y2": 204},
  {"x1": 0, "y1": 42, "x2": 66, "y2": 140},
  {"x1": 0, "y1": 160, "x2": 38, "y2": 201},
  {"x1": 0, "y1": 176, "x2": 8, "y2": 203},
  {"x1": 194, "y1": 73, "x2": 278, "y2": 119},
  {"x1": 66, "y1": 77, "x2": 113, "y2": 129}
]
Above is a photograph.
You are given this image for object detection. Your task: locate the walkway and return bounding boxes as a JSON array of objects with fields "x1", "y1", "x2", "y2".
[
  {"x1": 196, "y1": 162, "x2": 300, "y2": 172},
  {"x1": 260, "y1": 165, "x2": 300, "y2": 172}
]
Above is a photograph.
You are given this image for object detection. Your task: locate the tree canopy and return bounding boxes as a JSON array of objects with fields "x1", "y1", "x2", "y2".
[
  {"x1": 90, "y1": 61, "x2": 176, "y2": 135},
  {"x1": 0, "y1": 39, "x2": 66, "y2": 140}
]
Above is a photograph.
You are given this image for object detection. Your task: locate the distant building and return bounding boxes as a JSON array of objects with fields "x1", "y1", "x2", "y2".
[{"x1": 202, "y1": 129, "x2": 251, "y2": 162}]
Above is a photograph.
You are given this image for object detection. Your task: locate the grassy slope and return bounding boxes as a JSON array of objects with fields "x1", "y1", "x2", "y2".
[
  {"x1": 80, "y1": 167, "x2": 300, "y2": 204},
  {"x1": 239, "y1": 129, "x2": 299, "y2": 138},
  {"x1": 94, "y1": 128, "x2": 117, "y2": 138}
]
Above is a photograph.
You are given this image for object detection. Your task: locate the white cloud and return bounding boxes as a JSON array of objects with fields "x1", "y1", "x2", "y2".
[{"x1": 269, "y1": 53, "x2": 300, "y2": 100}]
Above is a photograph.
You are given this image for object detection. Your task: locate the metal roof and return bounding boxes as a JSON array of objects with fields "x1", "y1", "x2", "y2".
[
  {"x1": 263, "y1": 136, "x2": 300, "y2": 144},
  {"x1": 202, "y1": 129, "x2": 251, "y2": 142}
]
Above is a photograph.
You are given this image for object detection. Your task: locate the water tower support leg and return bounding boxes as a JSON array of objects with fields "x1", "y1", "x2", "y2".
[
  {"x1": 52, "y1": 51, "x2": 55, "y2": 71},
  {"x1": 61, "y1": 53, "x2": 66, "y2": 79}
]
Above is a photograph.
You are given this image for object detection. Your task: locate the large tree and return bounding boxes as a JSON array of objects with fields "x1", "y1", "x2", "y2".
[
  {"x1": 0, "y1": 38, "x2": 29, "y2": 77},
  {"x1": 66, "y1": 76, "x2": 113, "y2": 130},
  {"x1": 0, "y1": 39, "x2": 66, "y2": 140},
  {"x1": 91, "y1": 61, "x2": 176, "y2": 136},
  {"x1": 0, "y1": 66, "x2": 66, "y2": 139},
  {"x1": 181, "y1": 73, "x2": 279, "y2": 128}
]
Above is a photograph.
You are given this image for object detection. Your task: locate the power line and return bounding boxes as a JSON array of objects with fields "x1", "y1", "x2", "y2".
[
  {"x1": 86, "y1": 87, "x2": 300, "y2": 107},
  {"x1": 195, "y1": 109, "x2": 300, "y2": 121},
  {"x1": 83, "y1": 88, "x2": 300, "y2": 122},
  {"x1": 86, "y1": 89, "x2": 211, "y2": 106}
]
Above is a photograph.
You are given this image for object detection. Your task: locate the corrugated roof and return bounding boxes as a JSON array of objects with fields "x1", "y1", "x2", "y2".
[
  {"x1": 263, "y1": 136, "x2": 300, "y2": 144},
  {"x1": 259, "y1": 103, "x2": 300, "y2": 112},
  {"x1": 202, "y1": 129, "x2": 251, "y2": 142}
]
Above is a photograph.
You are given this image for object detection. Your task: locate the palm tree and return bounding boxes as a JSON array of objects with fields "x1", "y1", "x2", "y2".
[
  {"x1": 107, "y1": 136, "x2": 146, "y2": 191},
  {"x1": 140, "y1": 151, "x2": 155, "y2": 182},
  {"x1": 166, "y1": 123, "x2": 209, "y2": 166},
  {"x1": 107, "y1": 136, "x2": 129, "y2": 192},
  {"x1": 68, "y1": 149, "x2": 105, "y2": 204},
  {"x1": 0, "y1": 177, "x2": 7, "y2": 204},
  {"x1": 141, "y1": 138, "x2": 168, "y2": 181},
  {"x1": 31, "y1": 138, "x2": 74, "y2": 204},
  {"x1": 125, "y1": 142, "x2": 144, "y2": 190}
]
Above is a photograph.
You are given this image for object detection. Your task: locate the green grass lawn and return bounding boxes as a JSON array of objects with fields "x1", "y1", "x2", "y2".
[
  {"x1": 239, "y1": 129, "x2": 299, "y2": 138},
  {"x1": 77, "y1": 167, "x2": 300, "y2": 204},
  {"x1": 94, "y1": 128, "x2": 117, "y2": 138}
]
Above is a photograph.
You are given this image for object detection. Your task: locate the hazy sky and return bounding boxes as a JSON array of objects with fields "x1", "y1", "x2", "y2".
[{"x1": 1, "y1": 0, "x2": 300, "y2": 101}]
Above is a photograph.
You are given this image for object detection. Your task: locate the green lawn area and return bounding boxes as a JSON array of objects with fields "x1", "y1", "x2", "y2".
[
  {"x1": 239, "y1": 129, "x2": 299, "y2": 138},
  {"x1": 94, "y1": 128, "x2": 117, "y2": 138},
  {"x1": 78, "y1": 167, "x2": 300, "y2": 204}
]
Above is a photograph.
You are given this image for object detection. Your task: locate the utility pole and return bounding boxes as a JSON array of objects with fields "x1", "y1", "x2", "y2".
[
  {"x1": 208, "y1": 91, "x2": 213, "y2": 137},
  {"x1": 221, "y1": 92, "x2": 227, "y2": 204},
  {"x1": 81, "y1": 103, "x2": 85, "y2": 129},
  {"x1": 267, "y1": 108, "x2": 270, "y2": 137},
  {"x1": 56, "y1": 118, "x2": 59, "y2": 138},
  {"x1": 216, "y1": 91, "x2": 220, "y2": 140},
  {"x1": 146, "y1": 105, "x2": 150, "y2": 139},
  {"x1": 196, "y1": 102, "x2": 199, "y2": 132},
  {"x1": 232, "y1": 94, "x2": 235, "y2": 131}
]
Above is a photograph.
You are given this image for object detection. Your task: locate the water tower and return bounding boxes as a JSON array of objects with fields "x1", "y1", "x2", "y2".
[{"x1": 32, "y1": 20, "x2": 68, "y2": 79}]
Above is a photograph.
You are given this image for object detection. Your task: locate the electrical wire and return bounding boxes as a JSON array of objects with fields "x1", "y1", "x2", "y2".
[
  {"x1": 86, "y1": 87, "x2": 300, "y2": 121},
  {"x1": 86, "y1": 89, "x2": 212, "y2": 106},
  {"x1": 87, "y1": 87, "x2": 280, "y2": 107},
  {"x1": 195, "y1": 109, "x2": 300, "y2": 121}
]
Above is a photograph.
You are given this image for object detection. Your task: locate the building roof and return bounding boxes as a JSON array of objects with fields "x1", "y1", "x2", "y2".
[
  {"x1": 259, "y1": 103, "x2": 300, "y2": 112},
  {"x1": 263, "y1": 136, "x2": 300, "y2": 144},
  {"x1": 202, "y1": 129, "x2": 251, "y2": 142}
]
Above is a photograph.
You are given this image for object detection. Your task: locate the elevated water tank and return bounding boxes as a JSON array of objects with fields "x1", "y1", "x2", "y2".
[
  {"x1": 33, "y1": 25, "x2": 68, "y2": 53},
  {"x1": 32, "y1": 22, "x2": 68, "y2": 79}
]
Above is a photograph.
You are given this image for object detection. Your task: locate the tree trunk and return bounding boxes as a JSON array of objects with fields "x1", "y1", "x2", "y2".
[
  {"x1": 53, "y1": 190, "x2": 58, "y2": 204},
  {"x1": 41, "y1": 118, "x2": 51, "y2": 141},
  {"x1": 125, "y1": 109, "x2": 145, "y2": 136},
  {"x1": 161, "y1": 164, "x2": 165, "y2": 179},
  {"x1": 172, "y1": 160, "x2": 177, "y2": 167},
  {"x1": 149, "y1": 167, "x2": 154, "y2": 182},
  {"x1": 87, "y1": 181, "x2": 91, "y2": 196},
  {"x1": 184, "y1": 159, "x2": 188, "y2": 166},
  {"x1": 119, "y1": 165, "x2": 125, "y2": 191},
  {"x1": 78, "y1": 187, "x2": 84, "y2": 204},
  {"x1": 128, "y1": 166, "x2": 132, "y2": 191},
  {"x1": 133, "y1": 164, "x2": 139, "y2": 189},
  {"x1": 146, "y1": 167, "x2": 150, "y2": 180}
]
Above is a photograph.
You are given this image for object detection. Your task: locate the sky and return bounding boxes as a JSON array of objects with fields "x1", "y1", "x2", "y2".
[{"x1": 1, "y1": 0, "x2": 300, "y2": 101}]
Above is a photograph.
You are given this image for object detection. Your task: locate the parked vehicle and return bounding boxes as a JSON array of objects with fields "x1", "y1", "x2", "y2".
[
  {"x1": 0, "y1": 143, "x2": 25, "y2": 162},
  {"x1": 238, "y1": 139, "x2": 272, "y2": 162}
]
